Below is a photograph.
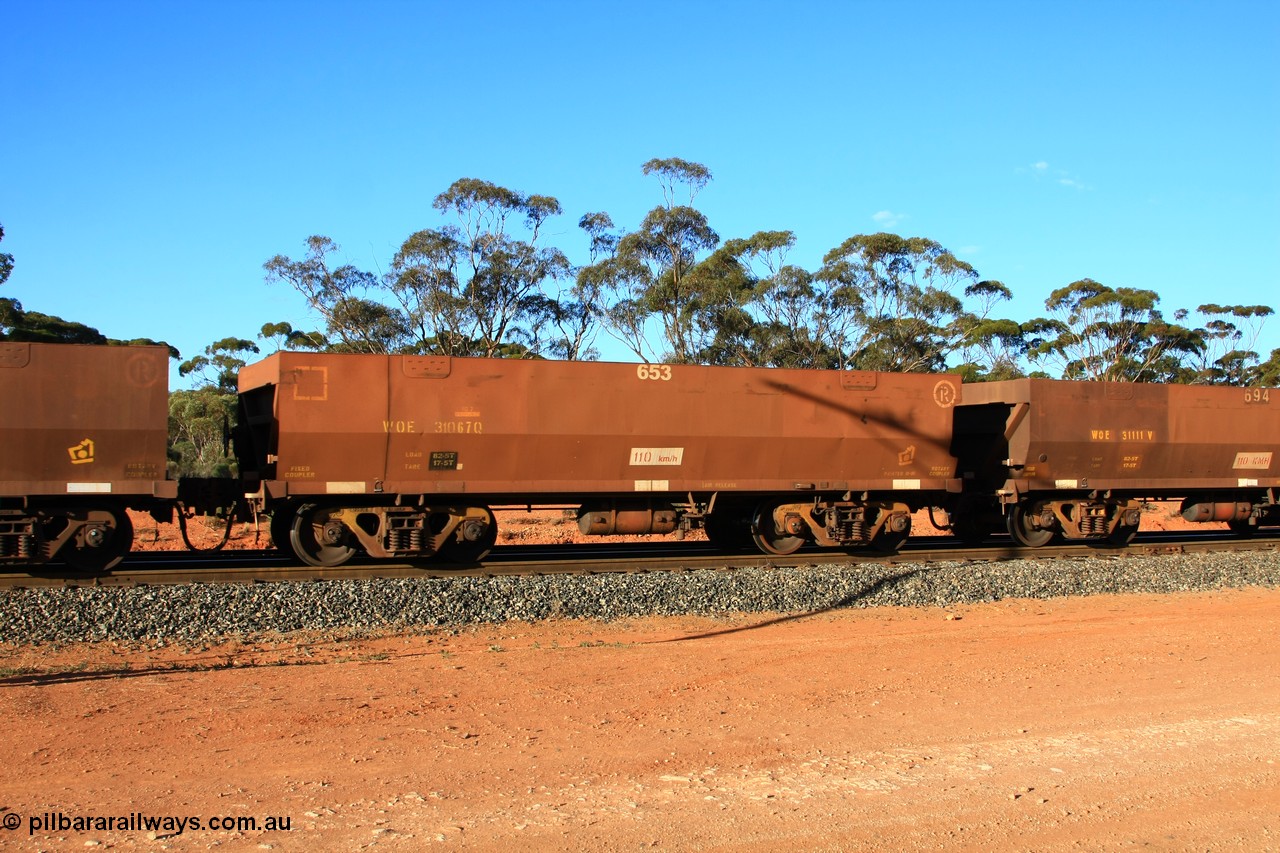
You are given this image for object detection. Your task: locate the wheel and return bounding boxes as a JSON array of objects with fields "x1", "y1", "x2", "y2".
[
  {"x1": 873, "y1": 515, "x2": 912, "y2": 553},
  {"x1": 289, "y1": 504, "x2": 358, "y2": 567},
  {"x1": 949, "y1": 515, "x2": 991, "y2": 545},
  {"x1": 1227, "y1": 520, "x2": 1256, "y2": 538},
  {"x1": 750, "y1": 503, "x2": 805, "y2": 556},
  {"x1": 438, "y1": 507, "x2": 497, "y2": 563},
  {"x1": 60, "y1": 507, "x2": 133, "y2": 572},
  {"x1": 1006, "y1": 503, "x2": 1054, "y2": 548},
  {"x1": 947, "y1": 498, "x2": 999, "y2": 545},
  {"x1": 269, "y1": 506, "x2": 297, "y2": 556},
  {"x1": 703, "y1": 509, "x2": 754, "y2": 551},
  {"x1": 1107, "y1": 522, "x2": 1140, "y2": 546}
]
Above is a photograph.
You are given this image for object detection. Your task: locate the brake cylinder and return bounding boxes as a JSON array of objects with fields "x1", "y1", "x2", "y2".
[
  {"x1": 577, "y1": 501, "x2": 679, "y2": 535},
  {"x1": 1180, "y1": 502, "x2": 1253, "y2": 523}
]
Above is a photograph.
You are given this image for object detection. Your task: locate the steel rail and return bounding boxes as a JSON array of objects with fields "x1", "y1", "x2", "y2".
[{"x1": 1, "y1": 531, "x2": 1276, "y2": 589}]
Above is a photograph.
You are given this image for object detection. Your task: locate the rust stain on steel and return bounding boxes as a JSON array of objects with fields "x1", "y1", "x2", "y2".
[
  {"x1": 0, "y1": 343, "x2": 174, "y2": 498},
  {"x1": 959, "y1": 379, "x2": 1280, "y2": 492},
  {"x1": 238, "y1": 353, "x2": 962, "y2": 500}
]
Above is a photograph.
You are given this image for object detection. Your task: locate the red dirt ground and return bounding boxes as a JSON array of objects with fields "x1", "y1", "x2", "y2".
[
  {"x1": 1, "y1": 588, "x2": 1276, "y2": 850},
  {"x1": 4, "y1": 503, "x2": 1266, "y2": 850}
]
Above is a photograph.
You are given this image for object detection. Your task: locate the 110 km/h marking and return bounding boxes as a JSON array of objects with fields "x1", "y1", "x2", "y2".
[{"x1": 630, "y1": 447, "x2": 684, "y2": 466}]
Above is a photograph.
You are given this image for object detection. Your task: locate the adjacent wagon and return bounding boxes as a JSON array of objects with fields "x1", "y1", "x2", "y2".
[
  {"x1": 0, "y1": 342, "x2": 175, "y2": 570},
  {"x1": 953, "y1": 379, "x2": 1280, "y2": 545}
]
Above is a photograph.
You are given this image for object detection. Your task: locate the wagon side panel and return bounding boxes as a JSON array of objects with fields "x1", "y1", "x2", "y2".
[{"x1": 0, "y1": 342, "x2": 172, "y2": 498}]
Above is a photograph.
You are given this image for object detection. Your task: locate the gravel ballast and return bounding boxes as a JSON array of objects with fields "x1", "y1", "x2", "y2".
[{"x1": 2, "y1": 552, "x2": 1278, "y2": 645}]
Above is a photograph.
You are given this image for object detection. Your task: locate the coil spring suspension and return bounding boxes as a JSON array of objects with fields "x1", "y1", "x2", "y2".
[
  {"x1": 1080, "y1": 511, "x2": 1109, "y2": 536},
  {"x1": 390, "y1": 525, "x2": 425, "y2": 551},
  {"x1": 831, "y1": 516, "x2": 867, "y2": 543},
  {"x1": 1, "y1": 521, "x2": 36, "y2": 560}
]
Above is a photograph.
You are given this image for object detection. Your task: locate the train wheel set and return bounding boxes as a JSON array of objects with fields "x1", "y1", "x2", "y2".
[{"x1": 268, "y1": 502, "x2": 500, "y2": 567}]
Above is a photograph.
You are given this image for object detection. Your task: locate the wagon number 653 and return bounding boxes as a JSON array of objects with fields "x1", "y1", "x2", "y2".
[
  {"x1": 1245, "y1": 388, "x2": 1271, "y2": 403},
  {"x1": 636, "y1": 364, "x2": 672, "y2": 381}
]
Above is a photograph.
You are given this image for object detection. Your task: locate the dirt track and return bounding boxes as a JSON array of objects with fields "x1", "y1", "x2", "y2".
[{"x1": 1, "y1": 587, "x2": 1277, "y2": 851}]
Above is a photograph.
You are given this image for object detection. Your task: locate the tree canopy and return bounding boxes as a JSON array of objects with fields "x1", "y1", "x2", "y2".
[
  {"x1": 0, "y1": 222, "x2": 177, "y2": 354},
  {"x1": 5, "y1": 154, "x2": 1278, "y2": 390},
  {"x1": 252, "y1": 161, "x2": 1276, "y2": 385}
]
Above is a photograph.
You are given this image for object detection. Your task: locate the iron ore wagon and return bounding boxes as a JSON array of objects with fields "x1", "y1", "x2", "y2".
[
  {"x1": 0, "y1": 342, "x2": 175, "y2": 570},
  {"x1": 952, "y1": 378, "x2": 1280, "y2": 546},
  {"x1": 235, "y1": 353, "x2": 963, "y2": 566}
]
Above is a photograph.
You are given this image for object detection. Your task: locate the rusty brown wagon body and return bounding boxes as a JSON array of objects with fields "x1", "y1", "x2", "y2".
[
  {"x1": 8, "y1": 341, "x2": 1272, "y2": 571},
  {"x1": 236, "y1": 353, "x2": 963, "y2": 565},
  {"x1": 0, "y1": 342, "x2": 175, "y2": 569},
  {"x1": 954, "y1": 379, "x2": 1280, "y2": 545}
]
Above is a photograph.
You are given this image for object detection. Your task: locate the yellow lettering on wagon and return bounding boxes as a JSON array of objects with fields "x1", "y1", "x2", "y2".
[
  {"x1": 1090, "y1": 428, "x2": 1158, "y2": 441},
  {"x1": 382, "y1": 420, "x2": 416, "y2": 433},
  {"x1": 435, "y1": 420, "x2": 483, "y2": 434}
]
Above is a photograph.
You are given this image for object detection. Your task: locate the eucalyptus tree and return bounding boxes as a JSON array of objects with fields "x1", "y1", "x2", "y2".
[
  {"x1": 689, "y1": 230, "x2": 838, "y2": 368},
  {"x1": 948, "y1": 318, "x2": 1026, "y2": 382},
  {"x1": 0, "y1": 224, "x2": 175, "y2": 351},
  {"x1": 577, "y1": 211, "x2": 651, "y2": 360},
  {"x1": 502, "y1": 209, "x2": 620, "y2": 362},
  {"x1": 178, "y1": 337, "x2": 260, "y2": 394},
  {"x1": 0, "y1": 223, "x2": 12, "y2": 288},
  {"x1": 1252, "y1": 348, "x2": 1280, "y2": 387},
  {"x1": 1025, "y1": 279, "x2": 1204, "y2": 382},
  {"x1": 814, "y1": 233, "x2": 992, "y2": 373},
  {"x1": 170, "y1": 335, "x2": 265, "y2": 478},
  {"x1": 0, "y1": 307, "x2": 109, "y2": 344},
  {"x1": 389, "y1": 179, "x2": 571, "y2": 358},
  {"x1": 1187, "y1": 303, "x2": 1274, "y2": 385},
  {"x1": 258, "y1": 321, "x2": 327, "y2": 352},
  {"x1": 949, "y1": 281, "x2": 1028, "y2": 381},
  {"x1": 747, "y1": 262, "x2": 841, "y2": 369},
  {"x1": 1, "y1": 222, "x2": 91, "y2": 341},
  {"x1": 680, "y1": 234, "x2": 760, "y2": 366},
  {"x1": 580, "y1": 158, "x2": 721, "y2": 363},
  {"x1": 167, "y1": 388, "x2": 238, "y2": 477},
  {"x1": 0, "y1": 222, "x2": 23, "y2": 340},
  {"x1": 263, "y1": 236, "x2": 406, "y2": 354}
]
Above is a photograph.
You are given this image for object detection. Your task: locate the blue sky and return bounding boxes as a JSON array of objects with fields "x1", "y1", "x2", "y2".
[{"x1": 3, "y1": 0, "x2": 1278, "y2": 387}]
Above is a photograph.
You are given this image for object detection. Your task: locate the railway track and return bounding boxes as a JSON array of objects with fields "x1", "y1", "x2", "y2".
[{"x1": 2, "y1": 531, "x2": 1276, "y2": 589}]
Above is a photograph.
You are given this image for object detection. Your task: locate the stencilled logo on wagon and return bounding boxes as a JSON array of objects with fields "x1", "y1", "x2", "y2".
[
  {"x1": 67, "y1": 438, "x2": 95, "y2": 465},
  {"x1": 126, "y1": 354, "x2": 161, "y2": 387},
  {"x1": 932, "y1": 380, "x2": 956, "y2": 408},
  {"x1": 292, "y1": 365, "x2": 328, "y2": 401},
  {"x1": 1233, "y1": 451, "x2": 1273, "y2": 470}
]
